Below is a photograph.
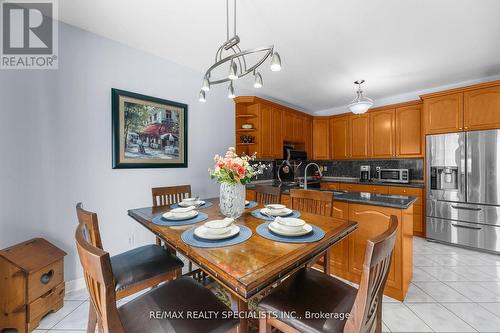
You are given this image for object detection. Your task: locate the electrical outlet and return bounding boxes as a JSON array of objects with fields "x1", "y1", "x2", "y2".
[{"x1": 323, "y1": 166, "x2": 328, "y2": 171}]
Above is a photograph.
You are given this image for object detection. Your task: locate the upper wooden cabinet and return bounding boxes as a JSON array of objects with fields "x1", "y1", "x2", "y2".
[
  {"x1": 312, "y1": 118, "x2": 330, "y2": 160},
  {"x1": 271, "y1": 107, "x2": 283, "y2": 159},
  {"x1": 464, "y1": 85, "x2": 500, "y2": 131},
  {"x1": 370, "y1": 109, "x2": 396, "y2": 158},
  {"x1": 283, "y1": 110, "x2": 294, "y2": 142},
  {"x1": 330, "y1": 116, "x2": 350, "y2": 159},
  {"x1": 350, "y1": 114, "x2": 370, "y2": 158},
  {"x1": 423, "y1": 93, "x2": 463, "y2": 134},
  {"x1": 259, "y1": 103, "x2": 274, "y2": 159},
  {"x1": 395, "y1": 104, "x2": 423, "y2": 157}
]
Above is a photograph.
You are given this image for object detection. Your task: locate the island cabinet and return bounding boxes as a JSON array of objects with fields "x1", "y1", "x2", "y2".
[
  {"x1": 329, "y1": 201, "x2": 413, "y2": 301},
  {"x1": 312, "y1": 118, "x2": 330, "y2": 159}
]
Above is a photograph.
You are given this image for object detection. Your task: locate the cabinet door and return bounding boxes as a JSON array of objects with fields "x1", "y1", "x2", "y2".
[
  {"x1": 293, "y1": 114, "x2": 302, "y2": 142},
  {"x1": 370, "y1": 109, "x2": 396, "y2": 158},
  {"x1": 312, "y1": 119, "x2": 330, "y2": 159},
  {"x1": 423, "y1": 93, "x2": 463, "y2": 134},
  {"x1": 348, "y1": 204, "x2": 401, "y2": 289},
  {"x1": 350, "y1": 114, "x2": 370, "y2": 159},
  {"x1": 330, "y1": 201, "x2": 349, "y2": 271},
  {"x1": 304, "y1": 117, "x2": 313, "y2": 158},
  {"x1": 283, "y1": 110, "x2": 294, "y2": 142},
  {"x1": 271, "y1": 107, "x2": 283, "y2": 159},
  {"x1": 259, "y1": 104, "x2": 273, "y2": 158},
  {"x1": 331, "y1": 116, "x2": 350, "y2": 159},
  {"x1": 395, "y1": 105, "x2": 423, "y2": 157},
  {"x1": 464, "y1": 85, "x2": 500, "y2": 131}
]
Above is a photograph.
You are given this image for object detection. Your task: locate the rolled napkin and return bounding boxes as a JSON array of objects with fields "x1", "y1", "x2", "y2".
[{"x1": 170, "y1": 206, "x2": 196, "y2": 213}]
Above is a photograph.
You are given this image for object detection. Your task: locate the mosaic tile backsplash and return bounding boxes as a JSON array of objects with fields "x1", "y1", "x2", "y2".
[{"x1": 252, "y1": 158, "x2": 424, "y2": 181}]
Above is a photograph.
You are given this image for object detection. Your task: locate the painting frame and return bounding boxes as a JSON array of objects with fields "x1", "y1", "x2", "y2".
[{"x1": 111, "y1": 88, "x2": 188, "y2": 169}]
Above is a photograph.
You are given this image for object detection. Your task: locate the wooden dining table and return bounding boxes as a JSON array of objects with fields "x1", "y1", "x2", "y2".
[{"x1": 128, "y1": 198, "x2": 357, "y2": 333}]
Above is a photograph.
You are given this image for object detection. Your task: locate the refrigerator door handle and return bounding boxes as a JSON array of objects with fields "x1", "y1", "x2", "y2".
[
  {"x1": 451, "y1": 205, "x2": 482, "y2": 211},
  {"x1": 451, "y1": 223, "x2": 482, "y2": 230}
]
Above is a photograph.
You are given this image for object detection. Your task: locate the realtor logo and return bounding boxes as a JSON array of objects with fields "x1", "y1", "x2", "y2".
[{"x1": 1, "y1": 0, "x2": 58, "y2": 69}]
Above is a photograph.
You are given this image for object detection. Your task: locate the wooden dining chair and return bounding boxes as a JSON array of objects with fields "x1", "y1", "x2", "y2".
[
  {"x1": 254, "y1": 185, "x2": 282, "y2": 205},
  {"x1": 152, "y1": 184, "x2": 192, "y2": 208},
  {"x1": 258, "y1": 216, "x2": 398, "y2": 333},
  {"x1": 290, "y1": 189, "x2": 334, "y2": 273},
  {"x1": 76, "y1": 203, "x2": 184, "y2": 333},
  {"x1": 74, "y1": 223, "x2": 239, "y2": 333}
]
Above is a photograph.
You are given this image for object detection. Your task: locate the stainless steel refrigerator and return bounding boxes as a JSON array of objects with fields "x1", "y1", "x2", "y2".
[{"x1": 426, "y1": 129, "x2": 500, "y2": 253}]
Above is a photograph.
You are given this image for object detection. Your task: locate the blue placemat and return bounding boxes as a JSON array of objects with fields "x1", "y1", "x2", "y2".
[
  {"x1": 245, "y1": 201, "x2": 258, "y2": 209},
  {"x1": 251, "y1": 209, "x2": 301, "y2": 221},
  {"x1": 152, "y1": 212, "x2": 209, "y2": 226},
  {"x1": 181, "y1": 225, "x2": 252, "y2": 248},
  {"x1": 256, "y1": 222, "x2": 325, "y2": 243},
  {"x1": 171, "y1": 201, "x2": 213, "y2": 209}
]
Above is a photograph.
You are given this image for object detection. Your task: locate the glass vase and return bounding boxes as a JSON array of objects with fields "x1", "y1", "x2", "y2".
[{"x1": 219, "y1": 182, "x2": 245, "y2": 218}]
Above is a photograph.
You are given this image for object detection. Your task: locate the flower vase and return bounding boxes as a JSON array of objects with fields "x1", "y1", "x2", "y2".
[{"x1": 219, "y1": 183, "x2": 245, "y2": 218}]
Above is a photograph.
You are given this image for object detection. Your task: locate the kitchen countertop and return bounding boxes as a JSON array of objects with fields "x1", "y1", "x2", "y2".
[
  {"x1": 246, "y1": 180, "x2": 418, "y2": 209},
  {"x1": 318, "y1": 176, "x2": 425, "y2": 188}
]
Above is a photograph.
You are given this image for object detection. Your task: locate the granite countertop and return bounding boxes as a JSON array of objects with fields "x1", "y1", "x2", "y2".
[
  {"x1": 333, "y1": 191, "x2": 417, "y2": 209},
  {"x1": 318, "y1": 177, "x2": 425, "y2": 188}
]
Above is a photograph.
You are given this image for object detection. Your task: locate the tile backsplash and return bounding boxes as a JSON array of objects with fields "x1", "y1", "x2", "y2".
[{"x1": 252, "y1": 158, "x2": 424, "y2": 182}]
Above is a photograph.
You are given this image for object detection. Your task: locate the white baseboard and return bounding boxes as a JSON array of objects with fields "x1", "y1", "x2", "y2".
[{"x1": 65, "y1": 277, "x2": 85, "y2": 293}]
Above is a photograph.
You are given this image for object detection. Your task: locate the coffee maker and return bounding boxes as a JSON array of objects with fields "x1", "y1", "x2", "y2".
[{"x1": 360, "y1": 165, "x2": 371, "y2": 182}]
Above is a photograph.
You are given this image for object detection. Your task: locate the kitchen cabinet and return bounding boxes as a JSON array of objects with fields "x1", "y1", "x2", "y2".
[
  {"x1": 259, "y1": 103, "x2": 274, "y2": 158},
  {"x1": 388, "y1": 186, "x2": 424, "y2": 237},
  {"x1": 312, "y1": 118, "x2": 330, "y2": 159},
  {"x1": 339, "y1": 183, "x2": 389, "y2": 194},
  {"x1": 283, "y1": 110, "x2": 294, "y2": 142},
  {"x1": 464, "y1": 85, "x2": 500, "y2": 131},
  {"x1": 304, "y1": 117, "x2": 313, "y2": 158},
  {"x1": 330, "y1": 116, "x2": 350, "y2": 159},
  {"x1": 271, "y1": 107, "x2": 283, "y2": 159},
  {"x1": 423, "y1": 93, "x2": 463, "y2": 134},
  {"x1": 320, "y1": 182, "x2": 340, "y2": 191},
  {"x1": 350, "y1": 114, "x2": 370, "y2": 158},
  {"x1": 395, "y1": 104, "x2": 423, "y2": 157},
  {"x1": 370, "y1": 109, "x2": 396, "y2": 158},
  {"x1": 329, "y1": 201, "x2": 350, "y2": 271}
]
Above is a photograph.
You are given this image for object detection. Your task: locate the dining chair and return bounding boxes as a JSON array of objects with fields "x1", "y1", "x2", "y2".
[
  {"x1": 290, "y1": 189, "x2": 334, "y2": 273},
  {"x1": 258, "y1": 216, "x2": 398, "y2": 333},
  {"x1": 254, "y1": 185, "x2": 282, "y2": 205},
  {"x1": 74, "y1": 223, "x2": 239, "y2": 333},
  {"x1": 76, "y1": 203, "x2": 184, "y2": 333}
]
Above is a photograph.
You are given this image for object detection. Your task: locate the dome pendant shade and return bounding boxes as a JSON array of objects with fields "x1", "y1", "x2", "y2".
[
  {"x1": 227, "y1": 82, "x2": 235, "y2": 99},
  {"x1": 201, "y1": 77, "x2": 210, "y2": 91},
  {"x1": 254, "y1": 72, "x2": 263, "y2": 88},
  {"x1": 347, "y1": 80, "x2": 373, "y2": 114},
  {"x1": 270, "y1": 52, "x2": 282, "y2": 71},
  {"x1": 228, "y1": 60, "x2": 238, "y2": 80}
]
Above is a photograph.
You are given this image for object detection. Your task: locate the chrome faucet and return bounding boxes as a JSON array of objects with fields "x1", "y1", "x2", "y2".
[{"x1": 303, "y1": 163, "x2": 323, "y2": 190}]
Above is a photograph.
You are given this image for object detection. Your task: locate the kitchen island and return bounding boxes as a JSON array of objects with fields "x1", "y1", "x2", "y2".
[{"x1": 246, "y1": 183, "x2": 416, "y2": 301}]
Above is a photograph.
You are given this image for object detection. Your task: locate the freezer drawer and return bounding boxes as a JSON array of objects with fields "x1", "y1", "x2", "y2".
[
  {"x1": 427, "y1": 200, "x2": 500, "y2": 227},
  {"x1": 427, "y1": 217, "x2": 500, "y2": 253}
]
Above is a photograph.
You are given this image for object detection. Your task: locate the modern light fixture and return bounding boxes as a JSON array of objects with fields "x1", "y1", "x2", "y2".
[
  {"x1": 347, "y1": 80, "x2": 373, "y2": 114},
  {"x1": 227, "y1": 82, "x2": 235, "y2": 99},
  {"x1": 253, "y1": 72, "x2": 263, "y2": 88},
  {"x1": 199, "y1": 90, "x2": 206, "y2": 102},
  {"x1": 199, "y1": 0, "x2": 282, "y2": 102}
]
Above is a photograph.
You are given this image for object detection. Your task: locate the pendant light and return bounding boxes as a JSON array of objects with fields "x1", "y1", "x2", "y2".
[
  {"x1": 253, "y1": 72, "x2": 263, "y2": 88},
  {"x1": 270, "y1": 52, "x2": 282, "y2": 72},
  {"x1": 201, "y1": 76, "x2": 210, "y2": 92},
  {"x1": 227, "y1": 82, "x2": 235, "y2": 99},
  {"x1": 199, "y1": 90, "x2": 206, "y2": 102},
  {"x1": 347, "y1": 80, "x2": 373, "y2": 114}
]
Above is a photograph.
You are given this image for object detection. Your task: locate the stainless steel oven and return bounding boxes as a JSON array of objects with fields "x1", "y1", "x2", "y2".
[{"x1": 376, "y1": 168, "x2": 409, "y2": 183}]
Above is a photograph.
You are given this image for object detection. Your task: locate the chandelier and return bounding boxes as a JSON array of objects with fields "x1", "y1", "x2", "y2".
[
  {"x1": 347, "y1": 80, "x2": 373, "y2": 114},
  {"x1": 199, "y1": 0, "x2": 282, "y2": 102}
]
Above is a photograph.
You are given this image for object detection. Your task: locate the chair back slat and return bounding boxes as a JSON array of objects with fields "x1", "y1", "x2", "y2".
[
  {"x1": 344, "y1": 216, "x2": 398, "y2": 333},
  {"x1": 152, "y1": 185, "x2": 192, "y2": 207},
  {"x1": 76, "y1": 203, "x2": 103, "y2": 249},
  {"x1": 75, "y1": 224, "x2": 125, "y2": 333},
  {"x1": 254, "y1": 185, "x2": 282, "y2": 205},
  {"x1": 289, "y1": 189, "x2": 333, "y2": 216}
]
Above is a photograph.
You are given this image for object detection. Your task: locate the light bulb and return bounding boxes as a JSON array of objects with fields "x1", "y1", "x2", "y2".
[
  {"x1": 198, "y1": 90, "x2": 206, "y2": 102},
  {"x1": 253, "y1": 72, "x2": 263, "y2": 88},
  {"x1": 228, "y1": 60, "x2": 238, "y2": 80},
  {"x1": 270, "y1": 52, "x2": 282, "y2": 71}
]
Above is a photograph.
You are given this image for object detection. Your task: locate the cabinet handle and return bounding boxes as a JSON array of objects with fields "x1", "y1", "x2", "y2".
[
  {"x1": 451, "y1": 223, "x2": 482, "y2": 230},
  {"x1": 40, "y1": 270, "x2": 54, "y2": 285},
  {"x1": 451, "y1": 205, "x2": 481, "y2": 211}
]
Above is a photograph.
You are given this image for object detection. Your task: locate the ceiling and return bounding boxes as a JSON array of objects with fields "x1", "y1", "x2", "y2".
[{"x1": 58, "y1": 0, "x2": 500, "y2": 114}]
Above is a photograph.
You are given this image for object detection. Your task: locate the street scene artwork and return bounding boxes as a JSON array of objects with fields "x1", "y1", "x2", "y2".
[{"x1": 112, "y1": 89, "x2": 188, "y2": 168}]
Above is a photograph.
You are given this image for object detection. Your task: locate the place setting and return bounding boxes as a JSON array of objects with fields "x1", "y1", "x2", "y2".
[
  {"x1": 251, "y1": 204, "x2": 301, "y2": 221},
  {"x1": 245, "y1": 200, "x2": 258, "y2": 209},
  {"x1": 152, "y1": 205, "x2": 209, "y2": 226},
  {"x1": 256, "y1": 216, "x2": 325, "y2": 243},
  {"x1": 170, "y1": 196, "x2": 213, "y2": 209},
  {"x1": 181, "y1": 217, "x2": 252, "y2": 248}
]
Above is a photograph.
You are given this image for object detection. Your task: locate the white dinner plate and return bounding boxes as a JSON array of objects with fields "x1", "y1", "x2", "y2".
[
  {"x1": 260, "y1": 207, "x2": 293, "y2": 217},
  {"x1": 178, "y1": 200, "x2": 205, "y2": 207},
  {"x1": 162, "y1": 210, "x2": 198, "y2": 221},
  {"x1": 194, "y1": 224, "x2": 240, "y2": 240},
  {"x1": 268, "y1": 221, "x2": 312, "y2": 236}
]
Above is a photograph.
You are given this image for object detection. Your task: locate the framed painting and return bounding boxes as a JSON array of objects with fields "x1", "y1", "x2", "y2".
[{"x1": 112, "y1": 89, "x2": 188, "y2": 168}]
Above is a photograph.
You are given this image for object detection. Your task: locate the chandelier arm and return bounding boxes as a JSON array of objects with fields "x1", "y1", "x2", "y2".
[
  {"x1": 231, "y1": 46, "x2": 244, "y2": 74},
  {"x1": 226, "y1": 0, "x2": 229, "y2": 40},
  {"x1": 234, "y1": 44, "x2": 247, "y2": 72},
  {"x1": 233, "y1": 0, "x2": 236, "y2": 36}
]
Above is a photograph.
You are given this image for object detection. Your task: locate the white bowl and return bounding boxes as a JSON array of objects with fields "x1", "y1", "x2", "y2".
[
  {"x1": 261, "y1": 207, "x2": 293, "y2": 217},
  {"x1": 275, "y1": 217, "x2": 306, "y2": 233},
  {"x1": 182, "y1": 197, "x2": 197, "y2": 203},
  {"x1": 265, "y1": 204, "x2": 286, "y2": 210},
  {"x1": 204, "y1": 219, "x2": 234, "y2": 235},
  {"x1": 163, "y1": 210, "x2": 198, "y2": 221},
  {"x1": 178, "y1": 200, "x2": 204, "y2": 207}
]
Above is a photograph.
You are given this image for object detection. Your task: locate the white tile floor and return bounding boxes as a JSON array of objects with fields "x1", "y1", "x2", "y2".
[{"x1": 33, "y1": 237, "x2": 500, "y2": 333}]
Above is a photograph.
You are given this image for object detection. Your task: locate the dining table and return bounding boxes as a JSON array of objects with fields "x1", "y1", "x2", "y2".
[{"x1": 128, "y1": 198, "x2": 357, "y2": 333}]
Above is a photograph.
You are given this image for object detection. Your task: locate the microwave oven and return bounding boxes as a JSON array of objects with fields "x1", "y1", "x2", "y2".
[{"x1": 377, "y1": 168, "x2": 409, "y2": 183}]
